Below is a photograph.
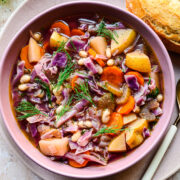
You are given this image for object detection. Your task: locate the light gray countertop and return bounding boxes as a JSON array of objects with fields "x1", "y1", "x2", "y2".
[{"x1": 0, "y1": 0, "x2": 179, "y2": 180}]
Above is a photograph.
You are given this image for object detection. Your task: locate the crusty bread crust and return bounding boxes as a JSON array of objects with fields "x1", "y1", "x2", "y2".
[{"x1": 126, "y1": 0, "x2": 180, "y2": 53}]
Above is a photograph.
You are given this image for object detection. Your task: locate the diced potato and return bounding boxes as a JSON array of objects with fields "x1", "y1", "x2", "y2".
[
  {"x1": 90, "y1": 36, "x2": 107, "y2": 56},
  {"x1": 129, "y1": 118, "x2": 148, "y2": 133},
  {"x1": 28, "y1": 37, "x2": 41, "y2": 63},
  {"x1": 150, "y1": 72, "x2": 160, "y2": 89},
  {"x1": 126, "y1": 129, "x2": 144, "y2": 149},
  {"x1": 106, "y1": 83, "x2": 123, "y2": 97},
  {"x1": 123, "y1": 113, "x2": 137, "y2": 125},
  {"x1": 39, "y1": 137, "x2": 69, "y2": 156},
  {"x1": 111, "y1": 29, "x2": 136, "y2": 55},
  {"x1": 108, "y1": 132, "x2": 126, "y2": 152},
  {"x1": 125, "y1": 51, "x2": 151, "y2": 73},
  {"x1": 50, "y1": 31, "x2": 68, "y2": 48},
  {"x1": 125, "y1": 118, "x2": 148, "y2": 149}
]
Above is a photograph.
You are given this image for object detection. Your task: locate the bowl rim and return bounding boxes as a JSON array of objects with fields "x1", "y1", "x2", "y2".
[{"x1": 0, "y1": 0, "x2": 175, "y2": 178}]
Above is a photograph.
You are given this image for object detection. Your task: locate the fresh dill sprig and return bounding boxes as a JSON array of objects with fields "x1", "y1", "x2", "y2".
[
  {"x1": 97, "y1": 20, "x2": 118, "y2": 44},
  {"x1": 16, "y1": 100, "x2": 47, "y2": 120},
  {"x1": 148, "y1": 76, "x2": 151, "y2": 85},
  {"x1": 56, "y1": 95, "x2": 74, "y2": 121},
  {"x1": 55, "y1": 62, "x2": 75, "y2": 91},
  {"x1": 74, "y1": 81, "x2": 94, "y2": 105},
  {"x1": 110, "y1": 93, "x2": 115, "y2": 101},
  {"x1": 70, "y1": 40, "x2": 77, "y2": 52},
  {"x1": 35, "y1": 78, "x2": 52, "y2": 104},
  {"x1": 93, "y1": 126, "x2": 128, "y2": 137},
  {"x1": 54, "y1": 40, "x2": 72, "y2": 61},
  {"x1": 147, "y1": 87, "x2": 159, "y2": 99}
]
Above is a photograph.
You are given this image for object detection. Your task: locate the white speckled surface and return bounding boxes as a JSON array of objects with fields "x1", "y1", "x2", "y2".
[{"x1": 0, "y1": 0, "x2": 180, "y2": 180}]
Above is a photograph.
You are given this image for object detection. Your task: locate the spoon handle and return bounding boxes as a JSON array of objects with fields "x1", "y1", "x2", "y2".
[{"x1": 142, "y1": 125, "x2": 177, "y2": 180}]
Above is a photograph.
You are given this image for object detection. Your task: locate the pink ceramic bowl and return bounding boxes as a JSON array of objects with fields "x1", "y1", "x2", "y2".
[{"x1": 0, "y1": 1, "x2": 175, "y2": 179}]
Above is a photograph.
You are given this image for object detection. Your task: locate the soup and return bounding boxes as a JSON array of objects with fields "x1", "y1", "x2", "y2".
[{"x1": 10, "y1": 15, "x2": 163, "y2": 168}]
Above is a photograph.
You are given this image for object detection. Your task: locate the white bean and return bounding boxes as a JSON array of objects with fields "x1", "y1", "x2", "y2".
[
  {"x1": 79, "y1": 51, "x2": 88, "y2": 58},
  {"x1": 78, "y1": 121, "x2": 85, "y2": 128},
  {"x1": 78, "y1": 58, "x2": 85, "y2": 65},
  {"x1": 71, "y1": 131, "x2": 81, "y2": 142},
  {"x1": 157, "y1": 94, "x2": 163, "y2": 102},
  {"x1": 106, "y1": 48, "x2": 111, "y2": 59},
  {"x1": 18, "y1": 84, "x2": 28, "y2": 91},
  {"x1": 20, "y1": 74, "x2": 31, "y2": 84},
  {"x1": 107, "y1": 59, "x2": 115, "y2": 66},
  {"x1": 101, "y1": 109, "x2": 111, "y2": 123},
  {"x1": 84, "y1": 121, "x2": 93, "y2": 128}
]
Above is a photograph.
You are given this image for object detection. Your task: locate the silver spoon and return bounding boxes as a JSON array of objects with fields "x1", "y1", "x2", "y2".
[{"x1": 142, "y1": 80, "x2": 180, "y2": 180}]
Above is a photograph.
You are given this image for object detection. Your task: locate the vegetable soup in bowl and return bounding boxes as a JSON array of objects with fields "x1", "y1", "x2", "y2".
[{"x1": 0, "y1": 1, "x2": 175, "y2": 178}]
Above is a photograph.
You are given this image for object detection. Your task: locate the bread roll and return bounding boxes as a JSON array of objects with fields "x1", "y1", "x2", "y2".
[{"x1": 126, "y1": 0, "x2": 180, "y2": 54}]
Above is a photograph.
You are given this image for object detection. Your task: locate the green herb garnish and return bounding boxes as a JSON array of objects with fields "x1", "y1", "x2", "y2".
[
  {"x1": 70, "y1": 40, "x2": 77, "y2": 52},
  {"x1": 148, "y1": 76, "x2": 151, "y2": 85},
  {"x1": 54, "y1": 41, "x2": 72, "y2": 61},
  {"x1": 16, "y1": 101, "x2": 47, "y2": 120},
  {"x1": 56, "y1": 95, "x2": 74, "y2": 121},
  {"x1": 55, "y1": 62, "x2": 75, "y2": 91},
  {"x1": 74, "y1": 81, "x2": 94, "y2": 104},
  {"x1": 97, "y1": 20, "x2": 118, "y2": 44},
  {"x1": 35, "y1": 78, "x2": 52, "y2": 104},
  {"x1": 110, "y1": 93, "x2": 115, "y2": 101},
  {"x1": 147, "y1": 87, "x2": 159, "y2": 98},
  {"x1": 94, "y1": 126, "x2": 128, "y2": 137}
]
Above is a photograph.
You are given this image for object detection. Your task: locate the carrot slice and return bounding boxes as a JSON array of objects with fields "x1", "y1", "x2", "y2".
[
  {"x1": 42, "y1": 41, "x2": 49, "y2": 52},
  {"x1": 126, "y1": 71, "x2": 144, "y2": 85},
  {"x1": 20, "y1": 45, "x2": 34, "y2": 70},
  {"x1": 107, "y1": 112, "x2": 123, "y2": 130},
  {"x1": 40, "y1": 46, "x2": 45, "y2": 56},
  {"x1": 116, "y1": 96, "x2": 135, "y2": 115},
  {"x1": 71, "y1": 75, "x2": 78, "y2": 90},
  {"x1": 51, "y1": 21, "x2": 70, "y2": 36},
  {"x1": 71, "y1": 29, "x2": 85, "y2": 36},
  {"x1": 95, "y1": 58, "x2": 105, "y2": 67},
  {"x1": 88, "y1": 48, "x2": 96, "y2": 58},
  {"x1": 69, "y1": 151, "x2": 89, "y2": 168},
  {"x1": 101, "y1": 66, "x2": 123, "y2": 86}
]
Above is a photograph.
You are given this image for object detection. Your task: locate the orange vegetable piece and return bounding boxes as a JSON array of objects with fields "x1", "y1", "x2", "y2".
[
  {"x1": 40, "y1": 46, "x2": 45, "y2": 56},
  {"x1": 51, "y1": 21, "x2": 71, "y2": 36},
  {"x1": 116, "y1": 96, "x2": 135, "y2": 115},
  {"x1": 101, "y1": 66, "x2": 123, "y2": 86},
  {"x1": 69, "y1": 151, "x2": 90, "y2": 168},
  {"x1": 88, "y1": 48, "x2": 96, "y2": 58},
  {"x1": 28, "y1": 37, "x2": 42, "y2": 63},
  {"x1": 95, "y1": 58, "x2": 105, "y2": 67},
  {"x1": 126, "y1": 71, "x2": 144, "y2": 85},
  {"x1": 42, "y1": 41, "x2": 49, "y2": 52},
  {"x1": 107, "y1": 112, "x2": 123, "y2": 130},
  {"x1": 71, "y1": 75, "x2": 78, "y2": 90},
  {"x1": 71, "y1": 29, "x2": 85, "y2": 36},
  {"x1": 20, "y1": 45, "x2": 34, "y2": 70}
]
